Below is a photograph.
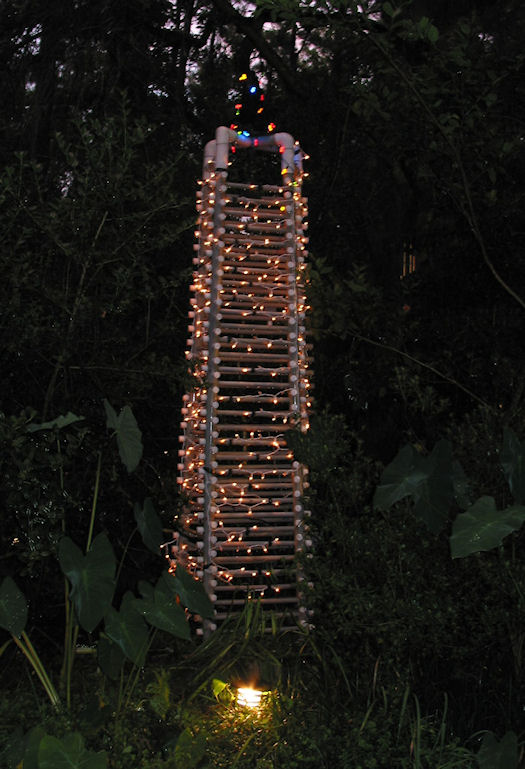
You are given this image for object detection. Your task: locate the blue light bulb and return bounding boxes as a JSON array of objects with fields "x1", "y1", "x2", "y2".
[{"x1": 249, "y1": 86, "x2": 257, "y2": 94}]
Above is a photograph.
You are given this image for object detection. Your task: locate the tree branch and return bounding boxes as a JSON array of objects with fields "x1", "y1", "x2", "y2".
[
  {"x1": 368, "y1": 30, "x2": 525, "y2": 313},
  {"x1": 351, "y1": 331, "x2": 492, "y2": 410},
  {"x1": 211, "y1": 0, "x2": 301, "y2": 95}
]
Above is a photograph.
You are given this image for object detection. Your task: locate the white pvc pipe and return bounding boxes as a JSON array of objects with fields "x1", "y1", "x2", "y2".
[
  {"x1": 215, "y1": 127, "x2": 252, "y2": 171},
  {"x1": 212, "y1": 127, "x2": 302, "y2": 180},
  {"x1": 203, "y1": 140, "x2": 216, "y2": 176},
  {"x1": 214, "y1": 126, "x2": 232, "y2": 172},
  {"x1": 274, "y1": 132, "x2": 295, "y2": 183}
]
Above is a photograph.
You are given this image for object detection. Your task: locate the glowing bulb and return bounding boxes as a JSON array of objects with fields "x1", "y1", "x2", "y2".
[{"x1": 237, "y1": 687, "x2": 263, "y2": 709}]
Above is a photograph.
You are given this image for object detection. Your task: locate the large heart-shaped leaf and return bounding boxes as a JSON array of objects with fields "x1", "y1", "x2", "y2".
[
  {"x1": 20, "y1": 726, "x2": 46, "y2": 769},
  {"x1": 137, "y1": 580, "x2": 155, "y2": 601},
  {"x1": 134, "y1": 498, "x2": 163, "y2": 554},
  {"x1": 476, "y1": 730, "x2": 518, "y2": 769},
  {"x1": 501, "y1": 428, "x2": 525, "y2": 504},
  {"x1": 413, "y1": 441, "x2": 456, "y2": 532},
  {"x1": 59, "y1": 533, "x2": 116, "y2": 633},
  {"x1": 0, "y1": 576, "x2": 28, "y2": 637},
  {"x1": 104, "y1": 592, "x2": 149, "y2": 666},
  {"x1": 38, "y1": 732, "x2": 107, "y2": 769},
  {"x1": 163, "y1": 568, "x2": 214, "y2": 619},
  {"x1": 104, "y1": 399, "x2": 143, "y2": 473},
  {"x1": 450, "y1": 496, "x2": 525, "y2": 558},
  {"x1": 373, "y1": 444, "x2": 425, "y2": 509},
  {"x1": 451, "y1": 459, "x2": 471, "y2": 510},
  {"x1": 135, "y1": 578, "x2": 190, "y2": 640},
  {"x1": 374, "y1": 440, "x2": 456, "y2": 533},
  {"x1": 97, "y1": 635, "x2": 126, "y2": 680}
]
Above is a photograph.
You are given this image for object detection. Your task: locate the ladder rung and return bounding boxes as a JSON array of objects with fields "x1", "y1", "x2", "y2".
[
  {"x1": 217, "y1": 526, "x2": 295, "y2": 536},
  {"x1": 217, "y1": 352, "x2": 290, "y2": 362},
  {"x1": 217, "y1": 424, "x2": 294, "y2": 432},
  {"x1": 223, "y1": 207, "x2": 289, "y2": 220},
  {"x1": 213, "y1": 451, "x2": 290, "y2": 460},
  {"x1": 218, "y1": 398, "x2": 290, "y2": 406},
  {"x1": 214, "y1": 597, "x2": 299, "y2": 607},
  {"x1": 224, "y1": 221, "x2": 290, "y2": 233},
  {"x1": 220, "y1": 298, "x2": 289, "y2": 308},
  {"x1": 215, "y1": 582, "x2": 295, "y2": 592},
  {"x1": 213, "y1": 554, "x2": 295, "y2": 564},
  {"x1": 214, "y1": 512, "x2": 297, "y2": 521},
  {"x1": 216, "y1": 380, "x2": 292, "y2": 389},
  {"x1": 214, "y1": 463, "x2": 292, "y2": 471},
  {"x1": 219, "y1": 324, "x2": 292, "y2": 335}
]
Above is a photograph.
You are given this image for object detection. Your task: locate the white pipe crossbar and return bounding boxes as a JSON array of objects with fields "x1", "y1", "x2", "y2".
[{"x1": 211, "y1": 126, "x2": 300, "y2": 182}]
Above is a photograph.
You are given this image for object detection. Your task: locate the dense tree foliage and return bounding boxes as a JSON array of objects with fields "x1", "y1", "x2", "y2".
[{"x1": 1, "y1": 0, "x2": 525, "y2": 762}]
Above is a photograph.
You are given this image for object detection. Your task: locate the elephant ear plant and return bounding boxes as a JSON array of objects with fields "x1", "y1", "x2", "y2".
[
  {"x1": 373, "y1": 428, "x2": 525, "y2": 556},
  {"x1": 0, "y1": 576, "x2": 60, "y2": 708},
  {"x1": 0, "y1": 401, "x2": 214, "y2": 712},
  {"x1": 374, "y1": 427, "x2": 525, "y2": 769}
]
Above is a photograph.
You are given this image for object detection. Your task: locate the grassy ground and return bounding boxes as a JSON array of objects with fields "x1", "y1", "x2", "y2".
[{"x1": 0, "y1": 610, "x2": 480, "y2": 769}]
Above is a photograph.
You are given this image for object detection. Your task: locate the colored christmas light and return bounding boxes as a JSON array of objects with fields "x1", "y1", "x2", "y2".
[{"x1": 231, "y1": 70, "x2": 275, "y2": 135}]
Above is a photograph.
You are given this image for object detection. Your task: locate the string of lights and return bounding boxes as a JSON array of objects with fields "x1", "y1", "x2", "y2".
[{"x1": 172, "y1": 125, "x2": 312, "y2": 634}]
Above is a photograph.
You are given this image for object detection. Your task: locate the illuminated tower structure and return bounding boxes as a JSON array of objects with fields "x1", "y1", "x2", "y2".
[{"x1": 174, "y1": 126, "x2": 311, "y2": 633}]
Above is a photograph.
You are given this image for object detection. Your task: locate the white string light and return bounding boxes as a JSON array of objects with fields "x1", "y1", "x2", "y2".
[{"x1": 173, "y1": 131, "x2": 312, "y2": 629}]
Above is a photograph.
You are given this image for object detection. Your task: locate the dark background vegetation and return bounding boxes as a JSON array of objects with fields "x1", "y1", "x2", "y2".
[{"x1": 1, "y1": 0, "x2": 525, "y2": 764}]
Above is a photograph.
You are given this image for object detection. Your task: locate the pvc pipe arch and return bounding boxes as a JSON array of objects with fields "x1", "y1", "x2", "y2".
[{"x1": 206, "y1": 126, "x2": 303, "y2": 184}]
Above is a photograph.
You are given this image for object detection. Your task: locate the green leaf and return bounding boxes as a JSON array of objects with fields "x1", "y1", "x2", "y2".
[
  {"x1": 21, "y1": 726, "x2": 46, "y2": 769},
  {"x1": 104, "y1": 592, "x2": 149, "y2": 666},
  {"x1": 450, "y1": 497, "x2": 525, "y2": 558},
  {"x1": 451, "y1": 460, "x2": 471, "y2": 510},
  {"x1": 0, "y1": 576, "x2": 28, "y2": 637},
  {"x1": 500, "y1": 428, "x2": 525, "y2": 503},
  {"x1": 103, "y1": 399, "x2": 118, "y2": 431},
  {"x1": 26, "y1": 411, "x2": 84, "y2": 432},
  {"x1": 174, "y1": 728, "x2": 207, "y2": 769},
  {"x1": 97, "y1": 635, "x2": 126, "y2": 680},
  {"x1": 414, "y1": 440, "x2": 456, "y2": 533},
  {"x1": 373, "y1": 444, "x2": 423, "y2": 509},
  {"x1": 137, "y1": 580, "x2": 155, "y2": 600},
  {"x1": 427, "y1": 23, "x2": 439, "y2": 43},
  {"x1": 38, "y1": 732, "x2": 108, "y2": 769},
  {"x1": 165, "y1": 567, "x2": 215, "y2": 620},
  {"x1": 134, "y1": 498, "x2": 163, "y2": 554},
  {"x1": 104, "y1": 399, "x2": 143, "y2": 473},
  {"x1": 476, "y1": 730, "x2": 518, "y2": 769},
  {"x1": 135, "y1": 577, "x2": 190, "y2": 640},
  {"x1": 374, "y1": 441, "x2": 455, "y2": 532},
  {"x1": 59, "y1": 533, "x2": 116, "y2": 633},
  {"x1": 212, "y1": 678, "x2": 228, "y2": 698},
  {"x1": 147, "y1": 670, "x2": 171, "y2": 720}
]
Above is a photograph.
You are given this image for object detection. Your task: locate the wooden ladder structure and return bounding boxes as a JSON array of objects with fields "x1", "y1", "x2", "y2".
[{"x1": 174, "y1": 127, "x2": 311, "y2": 633}]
